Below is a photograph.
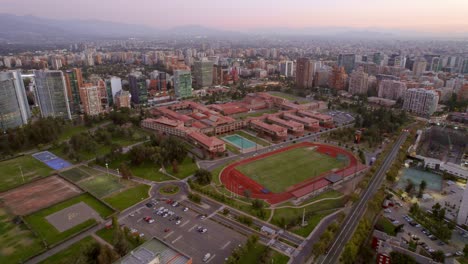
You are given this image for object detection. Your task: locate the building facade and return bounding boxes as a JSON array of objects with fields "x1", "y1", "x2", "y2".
[
  {"x1": 79, "y1": 85, "x2": 102, "y2": 116},
  {"x1": 0, "y1": 70, "x2": 31, "y2": 130},
  {"x1": 338, "y1": 53, "x2": 356, "y2": 74},
  {"x1": 174, "y1": 70, "x2": 193, "y2": 98},
  {"x1": 348, "y1": 68, "x2": 369, "y2": 95},
  {"x1": 295, "y1": 58, "x2": 314, "y2": 89},
  {"x1": 114, "y1": 90, "x2": 131, "y2": 108},
  {"x1": 378, "y1": 80, "x2": 407, "y2": 100},
  {"x1": 64, "y1": 68, "x2": 83, "y2": 115},
  {"x1": 128, "y1": 72, "x2": 148, "y2": 104},
  {"x1": 193, "y1": 58, "x2": 214, "y2": 88},
  {"x1": 403, "y1": 88, "x2": 439, "y2": 117},
  {"x1": 34, "y1": 70, "x2": 71, "y2": 119}
]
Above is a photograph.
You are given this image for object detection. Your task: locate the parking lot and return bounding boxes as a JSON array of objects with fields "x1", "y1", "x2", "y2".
[
  {"x1": 384, "y1": 197, "x2": 466, "y2": 258},
  {"x1": 326, "y1": 110, "x2": 355, "y2": 126},
  {"x1": 120, "y1": 199, "x2": 246, "y2": 264}
]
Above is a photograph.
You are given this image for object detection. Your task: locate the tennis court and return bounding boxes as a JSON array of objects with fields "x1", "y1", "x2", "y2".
[{"x1": 32, "y1": 151, "x2": 72, "y2": 170}]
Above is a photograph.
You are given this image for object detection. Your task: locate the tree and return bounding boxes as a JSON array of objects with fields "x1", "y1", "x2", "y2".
[
  {"x1": 390, "y1": 251, "x2": 417, "y2": 264},
  {"x1": 418, "y1": 180, "x2": 427, "y2": 198},
  {"x1": 113, "y1": 228, "x2": 129, "y2": 256},
  {"x1": 432, "y1": 203, "x2": 442, "y2": 219},
  {"x1": 243, "y1": 189, "x2": 252, "y2": 199},
  {"x1": 119, "y1": 163, "x2": 133, "y2": 180},
  {"x1": 432, "y1": 250, "x2": 445, "y2": 262},
  {"x1": 97, "y1": 244, "x2": 118, "y2": 264},
  {"x1": 251, "y1": 199, "x2": 264, "y2": 210},
  {"x1": 409, "y1": 203, "x2": 419, "y2": 214},
  {"x1": 405, "y1": 180, "x2": 415, "y2": 195},
  {"x1": 463, "y1": 244, "x2": 468, "y2": 257},
  {"x1": 171, "y1": 159, "x2": 179, "y2": 174},
  {"x1": 358, "y1": 149, "x2": 366, "y2": 164},
  {"x1": 160, "y1": 136, "x2": 187, "y2": 165},
  {"x1": 194, "y1": 169, "x2": 212, "y2": 185}
]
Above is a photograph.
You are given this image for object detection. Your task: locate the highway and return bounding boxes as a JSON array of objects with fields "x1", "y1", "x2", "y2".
[{"x1": 317, "y1": 131, "x2": 409, "y2": 264}]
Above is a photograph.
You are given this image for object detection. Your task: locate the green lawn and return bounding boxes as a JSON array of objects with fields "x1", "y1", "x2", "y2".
[
  {"x1": 104, "y1": 184, "x2": 150, "y2": 211},
  {"x1": 237, "y1": 243, "x2": 289, "y2": 264},
  {"x1": 95, "y1": 228, "x2": 141, "y2": 250},
  {"x1": 375, "y1": 216, "x2": 396, "y2": 236},
  {"x1": 458, "y1": 257, "x2": 468, "y2": 264},
  {"x1": 102, "y1": 153, "x2": 174, "y2": 182},
  {"x1": 60, "y1": 166, "x2": 95, "y2": 182},
  {"x1": 234, "y1": 109, "x2": 278, "y2": 119},
  {"x1": 225, "y1": 142, "x2": 241, "y2": 154},
  {"x1": 0, "y1": 208, "x2": 45, "y2": 263},
  {"x1": 285, "y1": 190, "x2": 343, "y2": 206},
  {"x1": 130, "y1": 162, "x2": 174, "y2": 182},
  {"x1": 0, "y1": 155, "x2": 53, "y2": 192},
  {"x1": 39, "y1": 236, "x2": 96, "y2": 264},
  {"x1": 58, "y1": 125, "x2": 88, "y2": 142},
  {"x1": 291, "y1": 209, "x2": 339, "y2": 237},
  {"x1": 235, "y1": 131, "x2": 270, "y2": 146},
  {"x1": 271, "y1": 197, "x2": 345, "y2": 236},
  {"x1": 24, "y1": 193, "x2": 114, "y2": 245},
  {"x1": 167, "y1": 157, "x2": 198, "y2": 179},
  {"x1": 236, "y1": 147, "x2": 346, "y2": 193},
  {"x1": 79, "y1": 174, "x2": 124, "y2": 198}
]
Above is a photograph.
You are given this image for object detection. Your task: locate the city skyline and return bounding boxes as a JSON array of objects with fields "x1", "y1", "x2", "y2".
[{"x1": 1, "y1": 0, "x2": 468, "y2": 34}]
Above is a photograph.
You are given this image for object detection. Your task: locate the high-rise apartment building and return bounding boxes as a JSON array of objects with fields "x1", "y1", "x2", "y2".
[
  {"x1": 0, "y1": 70, "x2": 31, "y2": 130},
  {"x1": 79, "y1": 85, "x2": 102, "y2": 116},
  {"x1": 128, "y1": 72, "x2": 148, "y2": 104},
  {"x1": 64, "y1": 68, "x2": 83, "y2": 114},
  {"x1": 193, "y1": 58, "x2": 214, "y2": 88},
  {"x1": 338, "y1": 54, "x2": 356, "y2": 74},
  {"x1": 403, "y1": 88, "x2": 439, "y2": 117},
  {"x1": 114, "y1": 90, "x2": 132, "y2": 108},
  {"x1": 329, "y1": 66, "x2": 347, "y2": 90},
  {"x1": 34, "y1": 70, "x2": 71, "y2": 119},
  {"x1": 279, "y1": 61, "x2": 294, "y2": 77},
  {"x1": 377, "y1": 80, "x2": 407, "y2": 100},
  {"x1": 348, "y1": 68, "x2": 369, "y2": 95},
  {"x1": 295, "y1": 58, "x2": 314, "y2": 89},
  {"x1": 174, "y1": 70, "x2": 193, "y2": 98},
  {"x1": 412, "y1": 58, "x2": 427, "y2": 77}
]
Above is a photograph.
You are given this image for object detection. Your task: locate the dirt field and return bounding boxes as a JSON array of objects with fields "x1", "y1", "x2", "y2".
[{"x1": 0, "y1": 176, "x2": 82, "y2": 215}]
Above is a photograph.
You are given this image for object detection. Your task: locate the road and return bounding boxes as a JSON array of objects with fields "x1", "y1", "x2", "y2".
[{"x1": 318, "y1": 131, "x2": 409, "y2": 264}]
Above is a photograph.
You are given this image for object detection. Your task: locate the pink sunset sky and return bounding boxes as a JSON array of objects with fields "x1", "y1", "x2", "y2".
[{"x1": 1, "y1": 0, "x2": 468, "y2": 32}]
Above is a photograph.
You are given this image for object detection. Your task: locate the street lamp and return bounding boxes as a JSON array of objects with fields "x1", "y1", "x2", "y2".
[
  {"x1": 116, "y1": 168, "x2": 120, "y2": 183},
  {"x1": 105, "y1": 163, "x2": 109, "y2": 176},
  {"x1": 18, "y1": 165, "x2": 25, "y2": 184}
]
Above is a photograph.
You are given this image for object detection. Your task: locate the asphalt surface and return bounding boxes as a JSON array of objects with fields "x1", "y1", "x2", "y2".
[
  {"x1": 120, "y1": 201, "x2": 245, "y2": 264},
  {"x1": 318, "y1": 131, "x2": 409, "y2": 264}
]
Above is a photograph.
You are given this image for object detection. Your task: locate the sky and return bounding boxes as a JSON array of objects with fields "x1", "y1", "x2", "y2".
[{"x1": 1, "y1": 0, "x2": 468, "y2": 32}]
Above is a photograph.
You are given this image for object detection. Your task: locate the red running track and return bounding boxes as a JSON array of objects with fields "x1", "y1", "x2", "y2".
[{"x1": 219, "y1": 142, "x2": 366, "y2": 204}]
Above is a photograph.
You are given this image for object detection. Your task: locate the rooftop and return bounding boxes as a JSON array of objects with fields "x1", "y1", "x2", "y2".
[{"x1": 115, "y1": 237, "x2": 191, "y2": 264}]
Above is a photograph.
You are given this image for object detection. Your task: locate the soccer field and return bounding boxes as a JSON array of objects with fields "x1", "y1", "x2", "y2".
[{"x1": 236, "y1": 147, "x2": 346, "y2": 193}]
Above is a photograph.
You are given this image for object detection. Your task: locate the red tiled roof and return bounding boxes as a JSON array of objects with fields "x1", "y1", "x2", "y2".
[
  {"x1": 291, "y1": 178, "x2": 330, "y2": 198},
  {"x1": 251, "y1": 120, "x2": 286, "y2": 133},
  {"x1": 188, "y1": 131, "x2": 224, "y2": 148}
]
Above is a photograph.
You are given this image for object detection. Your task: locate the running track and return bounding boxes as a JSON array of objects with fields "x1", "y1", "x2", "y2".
[{"x1": 220, "y1": 142, "x2": 367, "y2": 204}]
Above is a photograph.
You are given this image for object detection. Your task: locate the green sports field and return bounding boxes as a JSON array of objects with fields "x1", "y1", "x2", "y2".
[{"x1": 236, "y1": 147, "x2": 346, "y2": 193}]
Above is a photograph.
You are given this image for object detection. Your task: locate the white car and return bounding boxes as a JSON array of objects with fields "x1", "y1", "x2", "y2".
[
  {"x1": 183, "y1": 207, "x2": 189, "y2": 212},
  {"x1": 163, "y1": 213, "x2": 168, "y2": 218},
  {"x1": 148, "y1": 219, "x2": 155, "y2": 224},
  {"x1": 176, "y1": 220, "x2": 181, "y2": 225},
  {"x1": 384, "y1": 209, "x2": 392, "y2": 213},
  {"x1": 139, "y1": 233, "x2": 145, "y2": 238}
]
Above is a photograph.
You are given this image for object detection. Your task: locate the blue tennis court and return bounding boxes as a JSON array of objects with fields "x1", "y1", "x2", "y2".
[{"x1": 32, "y1": 151, "x2": 72, "y2": 170}]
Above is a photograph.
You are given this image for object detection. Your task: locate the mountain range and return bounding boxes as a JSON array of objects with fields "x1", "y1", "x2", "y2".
[{"x1": 0, "y1": 13, "x2": 467, "y2": 43}]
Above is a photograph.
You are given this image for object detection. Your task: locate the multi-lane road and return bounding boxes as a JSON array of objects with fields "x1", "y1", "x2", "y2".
[{"x1": 317, "y1": 131, "x2": 409, "y2": 264}]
